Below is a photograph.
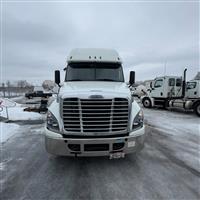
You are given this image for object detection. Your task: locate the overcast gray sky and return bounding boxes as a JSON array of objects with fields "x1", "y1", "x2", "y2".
[{"x1": 1, "y1": 1, "x2": 199, "y2": 84}]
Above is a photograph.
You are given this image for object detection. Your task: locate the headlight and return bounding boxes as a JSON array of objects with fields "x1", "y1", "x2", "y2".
[
  {"x1": 132, "y1": 110, "x2": 144, "y2": 130},
  {"x1": 47, "y1": 111, "x2": 60, "y2": 132}
]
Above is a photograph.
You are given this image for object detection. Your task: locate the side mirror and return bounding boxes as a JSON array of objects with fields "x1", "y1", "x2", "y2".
[
  {"x1": 55, "y1": 70, "x2": 60, "y2": 86},
  {"x1": 150, "y1": 81, "x2": 152, "y2": 88},
  {"x1": 129, "y1": 71, "x2": 135, "y2": 86}
]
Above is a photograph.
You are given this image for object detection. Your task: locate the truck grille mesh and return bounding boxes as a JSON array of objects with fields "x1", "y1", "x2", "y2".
[{"x1": 62, "y1": 98, "x2": 129, "y2": 134}]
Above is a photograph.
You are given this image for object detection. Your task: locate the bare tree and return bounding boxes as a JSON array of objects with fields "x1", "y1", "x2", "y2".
[
  {"x1": 42, "y1": 80, "x2": 56, "y2": 91},
  {"x1": 2, "y1": 83, "x2": 5, "y2": 97},
  {"x1": 17, "y1": 80, "x2": 27, "y2": 88},
  {"x1": 6, "y1": 81, "x2": 11, "y2": 97}
]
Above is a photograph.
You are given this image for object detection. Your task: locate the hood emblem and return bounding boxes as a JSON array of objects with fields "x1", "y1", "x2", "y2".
[{"x1": 89, "y1": 95, "x2": 104, "y2": 99}]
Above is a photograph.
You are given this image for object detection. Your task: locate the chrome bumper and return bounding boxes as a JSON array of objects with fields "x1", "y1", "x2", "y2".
[{"x1": 44, "y1": 126, "x2": 145, "y2": 157}]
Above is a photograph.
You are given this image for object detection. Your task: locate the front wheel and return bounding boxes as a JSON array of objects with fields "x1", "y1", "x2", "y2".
[
  {"x1": 142, "y1": 97, "x2": 152, "y2": 108},
  {"x1": 194, "y1": 102, "x2": 200, "y2": 117}
]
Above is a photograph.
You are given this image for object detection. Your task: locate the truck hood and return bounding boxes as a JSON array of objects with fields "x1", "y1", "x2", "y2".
[{"x1": 59, "y1": 81, "x2": 131, "y2": 99}]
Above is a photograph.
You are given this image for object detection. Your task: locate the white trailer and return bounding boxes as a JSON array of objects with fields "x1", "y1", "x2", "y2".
[{"x1": 141, "y1": 69, "x2": 200, "y2": 116}]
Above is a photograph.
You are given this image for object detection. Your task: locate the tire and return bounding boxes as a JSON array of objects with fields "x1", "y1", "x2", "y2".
[
  {"x1": 194, "y1": 102, "x2": 200, "y2": 117},
  {"x1": 142, "y1": 97, "x2": 152, "y2": 108},
  {"x1": 163, "y1": 100, "x2": 169, "y2": 109}
]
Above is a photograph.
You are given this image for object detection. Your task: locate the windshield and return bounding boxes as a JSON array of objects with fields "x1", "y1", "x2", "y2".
[{"x1": 65, "y1": 62, "x2": 124, "y2": 82}]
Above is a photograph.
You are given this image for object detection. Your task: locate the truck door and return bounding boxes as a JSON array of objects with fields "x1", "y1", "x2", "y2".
[
  {"x1": 186, "y1": 81, "x2": 198, "y2": 99},
  {"x1": 151, "y1": 78, "x2": 164, "y2": 98},
  {"x1": 175, "y1": 78, "x2": 182, "y2": 97},
  {"x1": 168, "y1": 78, "x2": 175, "y2": 97}
]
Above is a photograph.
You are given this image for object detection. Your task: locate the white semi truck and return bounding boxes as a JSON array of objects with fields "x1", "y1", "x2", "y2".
[
  {"x1": 45, "y1": 48, "x2": 145, "y2": 158},
  {"x1": 141, "y1": 69, "x2": 200, "y2": 116}
]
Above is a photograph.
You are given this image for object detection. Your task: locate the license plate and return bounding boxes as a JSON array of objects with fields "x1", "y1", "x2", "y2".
[
  {"x1": 128, "y1": 141, "x2": 135, "y2": 148},
  {"x1": 110, "y1": 152, "x2": 125, "y2": 159}
]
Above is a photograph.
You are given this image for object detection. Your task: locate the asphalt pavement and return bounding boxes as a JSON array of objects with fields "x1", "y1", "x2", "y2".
[{"x1": 1, "y1": 115, "x2": 200, "y2": 200}]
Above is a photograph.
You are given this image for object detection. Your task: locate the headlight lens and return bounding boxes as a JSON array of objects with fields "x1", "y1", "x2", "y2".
[
  {"x1": 132, "y1": 110, "x2": 144, "y2": 130},
  {"x1": 47, "y1": 111, "x2": 60, "y2": 132}
]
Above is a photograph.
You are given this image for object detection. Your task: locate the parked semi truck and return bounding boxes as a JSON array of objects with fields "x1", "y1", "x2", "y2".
[
  {"x1": 25, "y1": 86, "x2": 52, "y2": 99},
  {"x1": 45, "y1": 48, "x2": 145, "y2": 158},
  {"x1": 141, "y1": 69, "x2": 200, "y2": 116}
]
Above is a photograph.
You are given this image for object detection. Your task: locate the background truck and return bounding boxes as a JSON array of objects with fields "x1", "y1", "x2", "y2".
[
  {"x1": 141, "y1": 69, "x2": 200, "y2": 116},
  {"x1": 25, "y1": 86, "x2": 52, "y2": 99},
  {"x1": 45, "y1": 48, "x2": 145, "y2": 158}
]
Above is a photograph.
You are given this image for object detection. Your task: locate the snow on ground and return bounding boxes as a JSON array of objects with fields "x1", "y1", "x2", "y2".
[
  {"x1": 0, "y1": 122, "x2": 20, "y2": 143},
  {"x1": 0, "y1": 104, "x2": 43, "y2": 121},
  {"x1": 143, "y1": 107, "x2": 200, "y2": 172},
  {"x1": 9, "y1": 96, "x2": 25, "y2": 102},
  {"x1": 144, "y1": 108, "x2": 200, "y2": 137},
  {"x1": 0, "y1": 99, "x2": 44, "y2": 143}
]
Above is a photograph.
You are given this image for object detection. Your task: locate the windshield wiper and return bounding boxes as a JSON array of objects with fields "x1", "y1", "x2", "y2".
[
  {"x1": 96, "y1": 79, "x2": 117, "y2": 82},
  {"x1": 67, "y1": 79, "x2": 84, "y2": 81}
]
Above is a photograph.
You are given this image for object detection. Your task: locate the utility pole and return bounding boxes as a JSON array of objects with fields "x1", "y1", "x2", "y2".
[{"x1": 164, "y1": 61, "x2": 167, "y2": 76}]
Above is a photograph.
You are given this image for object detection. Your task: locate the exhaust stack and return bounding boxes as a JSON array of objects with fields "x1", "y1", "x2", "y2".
[{"x1": 182, "y1": 68, "x2": 187, "y2": 98}]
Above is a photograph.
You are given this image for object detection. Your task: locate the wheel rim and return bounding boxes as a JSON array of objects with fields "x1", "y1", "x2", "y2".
[
  {"x1": 197, "y1": 105, "x2": 200, "y2": 114},
  {"x1": 144, "y1": 99, "x2": 150, "y2": 107}
]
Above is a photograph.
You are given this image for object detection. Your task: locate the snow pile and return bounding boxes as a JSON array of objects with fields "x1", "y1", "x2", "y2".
[
  {"x1": 0, "y1": 104, "x2": 42, "y2": 121},
  {"x1": 0, "y1": 122, "x2": 20, "y2": 143}
]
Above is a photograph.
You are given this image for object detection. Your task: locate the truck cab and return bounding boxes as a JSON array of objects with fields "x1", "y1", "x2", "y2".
[
  {"x1": 150, "y1": 76, "x2": 183, "y2": 98},
  {"x1": 186, "y1": 80, "x2": 200, "y2": 99},
  {"x1": 45, "y1": 48, "x2": 145, "y2": 158},
  {"x1": 141, "y1": 70, "x2": 200, "y2": 117}
]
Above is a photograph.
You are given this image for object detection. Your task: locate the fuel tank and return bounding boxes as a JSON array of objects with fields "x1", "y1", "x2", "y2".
[{"x1": 169, "y1": 99, "x2": 193, "y2": 109}]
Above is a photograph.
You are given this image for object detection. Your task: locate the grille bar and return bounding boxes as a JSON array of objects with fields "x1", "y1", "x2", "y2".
[
  {"x1": 63, "y1": 108, "x2": 128, "y2": 111},
  {"x1": 63, "y1": 106, "x2": 128, "y2": 108},
  {"x1": 65, "y1": 127, "x2": 127, "y2": 131},
  {"x1": 63, "y1": 115, "x2": 128, "y2": 119},
  {"x1": 63, "y1": 101, "x2": 128, "y2": 103},
  {"x1": 63, "y1": 112, "x2": 128, "y2": 115},
  {"x1": 63, "y1": 119, "x2": 128, "y2": 122},
  {"x1": 62, "y1": 98, "x2": 129, "y2": 134},
  {"x1": 65, "y1": 123, "x2": 128, "y2": 127}
]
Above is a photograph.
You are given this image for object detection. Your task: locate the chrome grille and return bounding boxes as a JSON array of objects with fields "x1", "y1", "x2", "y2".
[{"x1": 62, "y1": 98, "x2": 129, "y2": 134}]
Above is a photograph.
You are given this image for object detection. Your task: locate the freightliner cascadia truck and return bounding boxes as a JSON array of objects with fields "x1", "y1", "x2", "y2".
[{"x1": 45, "y1": 48, "x2": 145, "y2": 158}]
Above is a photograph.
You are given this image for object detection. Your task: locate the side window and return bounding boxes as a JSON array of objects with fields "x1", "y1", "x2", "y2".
[
  {"x1": 154, "y1": 79, "x2": 163, "y2": 88},
  {"x1": 168, "y1": 78, "x2": 175, "y2": 86},
  {"x1": 176, "y1": 78, "x2": 182, "y2": 87},
  {"x1": 187, "y1": 82, "x2": 196, "y2": 90}
]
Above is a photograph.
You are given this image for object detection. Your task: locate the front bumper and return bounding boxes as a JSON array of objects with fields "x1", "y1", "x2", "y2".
[{"x1": 44, "y1": 126, "x2": 145, "y2": 157}]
